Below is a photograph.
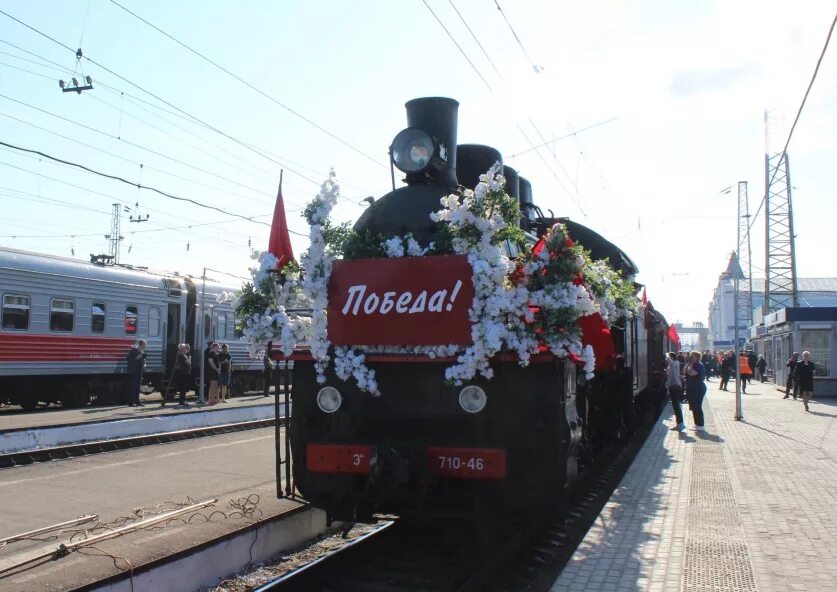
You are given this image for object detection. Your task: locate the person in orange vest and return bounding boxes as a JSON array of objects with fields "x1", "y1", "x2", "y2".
[{"x1": 738, "y1": 352, "x2": 753, "y2": 393}]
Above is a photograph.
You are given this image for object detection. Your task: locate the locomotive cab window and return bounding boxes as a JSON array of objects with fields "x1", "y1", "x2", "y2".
[
  {"x1": 216, "y1": 312, "x2": 227, "y2": 339},
  {"x1": 125, "y1": 306, "x2": 138, "y2": 335},
  {"x1": 50, "y1": 298, "x2": 74, "y2": 332},
  {"x1": 91, "y1": 302, "x2": 106, "y2": 333},
  {"x1": 2, "y1": 294, "x2": 30, "y2": 330},
  {"x1": 148, "y1": 307, "x2": 161, "y2": 337}
]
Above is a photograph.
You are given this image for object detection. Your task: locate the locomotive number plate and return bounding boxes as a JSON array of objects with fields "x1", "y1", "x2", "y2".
[
  {"x1": 307, "y1": 444, "x2": 373, "y2": 474},
  {"x1": 427, "y1": 447, "x2": 506, "y2": 479}
]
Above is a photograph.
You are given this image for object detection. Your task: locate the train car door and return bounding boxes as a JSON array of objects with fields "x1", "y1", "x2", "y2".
[{"x1": 165, "y1": 303, "x2": 181, "y2": 374}]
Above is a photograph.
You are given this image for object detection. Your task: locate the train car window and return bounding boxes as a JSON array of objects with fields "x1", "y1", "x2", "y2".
[
  {"x1": 50, "y1": 298, "x2": 74, "y2": 332},
  {"x1": 148, "y1": 307, "x2": 161, "y2": 337},
  {"x1": 125, "y1": 306, "x2": 138, "y2": 335},
  {"x1": 91, "y1": 302, "x2": 106, "y2": 333},
  {"x1": 2, "y1": 294, "x2": 30, "y2": 330},
  {"x1": 204, "y1": 313, "x2": 211, "y2": 339},
  {"x1": 216, "y1": 312, "x2": 227, "y2": 339}
]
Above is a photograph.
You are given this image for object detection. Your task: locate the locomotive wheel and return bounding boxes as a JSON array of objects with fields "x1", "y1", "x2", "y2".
[
  {"x1": 63, "y1": 392, "x2": 91, "y2": 408},
  {"x1": 20, "y1": 398, "x2": 37, "y2": 411}
]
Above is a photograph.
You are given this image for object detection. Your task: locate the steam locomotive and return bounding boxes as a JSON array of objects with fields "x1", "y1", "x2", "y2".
[{"x1": 286, "y1": 98, "x2": 669, "y2": 523}]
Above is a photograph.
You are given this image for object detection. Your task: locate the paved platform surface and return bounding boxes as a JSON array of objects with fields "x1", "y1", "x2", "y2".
[
  {"x1": 551, "y1": 378, "x2": 837, "y2": 592},
  {"x1": 0, "y1": 426, "x2": 302, "y2": 591},
  {"x1": 0, "y1": 389, "x2": 287, "y2": 433}
]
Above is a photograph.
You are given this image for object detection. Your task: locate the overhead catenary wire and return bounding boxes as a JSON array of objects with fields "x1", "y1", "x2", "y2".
[
  {"x1": 747, "y1": 11, "x2": 837, "y2": 235},
  {"x1": 0, "y1": 140, "x2": 284, "y2": 229},
  {"x1": 420, "y1": 0, "x2": 493, "y2": 91},
  {"x1": 0, "y1": 111, "x2": 285, "y2": 208},
  {"x1": 0, "y1": 92, "x2": 282, "y2": 199},
  {"x1": 107, "y1": 0, "x2": 386, "y2": 169},
  {"x1": 0, "y1": 9, "x2": 330, "y2": 186},
  {"x1": 492, "y1": 0, "x2": 541, "y2": 73}
]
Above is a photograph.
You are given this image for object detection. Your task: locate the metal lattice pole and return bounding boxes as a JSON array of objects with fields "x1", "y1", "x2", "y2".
[
  {"x1": 736, "y1": 182, "x2": 753, "y2": 329},
  {"x1": 107, "y1": 203, "x2": 123, "y2": 263},
  {"x1": 763, "y1": 113, "x2": 799, "y2": 314}
]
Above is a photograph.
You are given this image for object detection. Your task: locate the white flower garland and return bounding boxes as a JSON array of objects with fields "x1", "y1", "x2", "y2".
[{"x1": 239, "y1": 165, "x2": 637, "y2": 391}]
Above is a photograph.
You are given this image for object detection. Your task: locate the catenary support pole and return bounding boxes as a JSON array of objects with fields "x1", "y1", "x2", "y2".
[{"x1": 198, "y1": 267, "x2": 207, "y2": 404}]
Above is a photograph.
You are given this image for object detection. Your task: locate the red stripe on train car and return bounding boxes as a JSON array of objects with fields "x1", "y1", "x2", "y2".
[{"x1": 0, "y1": 333, "x2": 135, "y2": 362}]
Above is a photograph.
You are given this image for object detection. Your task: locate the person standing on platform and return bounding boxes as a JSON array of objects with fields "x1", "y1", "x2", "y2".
[
  {"x1": 666, "y1": 352, "x2": 685, "y2": 431},
  {"x1": 203, "y1": 341, "x2": 214, "y2": 403},
  {"x1": 206, "y1": 342, "x2": 221, "y2": 405},
  {"x1": 719, "y1": 351, "x2": 733, "y2": 391},
  {"x1": 796, "y1": 351, "x2": 816, "y2": 412},
  {"x1": 784, "y1": 352, "x2": 799, "y2": 400},
  {"x1": 747, "y1": 351, "x2": 758, "y2": 384},
  {"x1": 756, "y1": 355, "x2": 767, "y2": 382},
  {"x1": 738, "y1": 352, "x2": 753, "y2": 393},
  {"x1": 263, "y1": 345, "x2": 276, "y2": 397},
  {"x1": 126, "y1": 339, "x2": 147, "y2": 407},
  {"x1": 218, "y1": 344, "x2": 232, "y2": 403},
  {"x1": 685, "y1": 351, "x2": 707, "y2": 431},
  {"x1": 173, "y1": 344, "x2": 192, "y2": 407}
]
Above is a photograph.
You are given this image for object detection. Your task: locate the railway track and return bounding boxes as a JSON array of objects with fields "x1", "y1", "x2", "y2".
[
  {"x1": 0, "y1": 417, "x2": 283, "y2": 469},
  {"x1": 249, "y1": 406, "x2": 665, "y2": 592}
]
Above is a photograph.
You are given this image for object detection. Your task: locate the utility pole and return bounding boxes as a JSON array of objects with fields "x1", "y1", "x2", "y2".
[
  {"x1": 763, "y1": 112, "x2": 799, "y2": 314},
  {"x1": 103, "y1": 203, "x2": 124, "y2": 263},
  {"x1": 198, "y1": 268, "x2": 208, "y2": 405}
]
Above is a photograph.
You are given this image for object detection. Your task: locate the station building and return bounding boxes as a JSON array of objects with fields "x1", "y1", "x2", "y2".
[{"x1": 706, "y1": 256, "x2": 837, "y2": 395}]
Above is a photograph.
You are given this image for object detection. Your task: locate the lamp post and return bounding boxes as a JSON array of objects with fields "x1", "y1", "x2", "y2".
[{"x1": 733, "y1": 252, "x2": 744, "y2": 421}]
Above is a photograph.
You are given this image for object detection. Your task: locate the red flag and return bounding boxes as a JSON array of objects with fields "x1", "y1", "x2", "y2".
[
  {"x1": 267, "y1": 172, "x2": 294, "y2": 267},
  {"x1": 641, "y1": 287, "x2": 647, "y2": 306},
  {"x1": 579, "y1": 312, "x2": 616, "y2": 371},
  {"x1": 667, "y1": 324, "x2": 681, "y2": 348}
]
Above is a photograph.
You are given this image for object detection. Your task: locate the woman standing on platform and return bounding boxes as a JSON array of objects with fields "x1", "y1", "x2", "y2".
[
  {"x1": 685, "y1": 351, "x2": 707, "y2": 432},
  {"x1": 796, "y1": 351, "x2": 816, "y2": 412}
]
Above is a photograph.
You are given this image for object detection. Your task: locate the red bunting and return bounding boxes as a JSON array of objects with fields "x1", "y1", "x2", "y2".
[
  {"x1": 667, "y1": 324, "x2": 681, "y2": 349},
  {"x1": 579, "y1": 312, "x2": 615, "y2": 371}
]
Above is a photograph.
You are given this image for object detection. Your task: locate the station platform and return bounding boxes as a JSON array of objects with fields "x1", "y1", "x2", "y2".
[
  {"x1": 0, "y1": 389, "x2": 286, "y2": 433},
  {"x1": 551, "y1": 378, "x2": 837, "y2": 592},
  {"x1": 0, "y1": 425, "x2": 316, "y2": 592},
  {"x1": 0, "y1": 390, "x2": 287, "y2": 455}
]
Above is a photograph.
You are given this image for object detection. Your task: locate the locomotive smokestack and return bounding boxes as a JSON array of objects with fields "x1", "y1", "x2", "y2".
[
  {"x1": 456, "y1": 144, "x2": 503, "y2": 190},
  {"x1": 518, "y1": 176, "x2": 534, "y2": 231},
  {"x1": 400, "y1": 97, "x2": 459, "y2": 188},
  {"x1": 503, "y1": 165, "x2": 520, "y2": 200}
]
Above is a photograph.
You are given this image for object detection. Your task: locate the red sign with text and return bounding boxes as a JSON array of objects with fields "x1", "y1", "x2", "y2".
[{"x1": 327, "y1": 255, "x2": 474, "y2": 346}]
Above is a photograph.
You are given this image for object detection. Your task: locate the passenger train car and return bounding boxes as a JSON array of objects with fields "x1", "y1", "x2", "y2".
[
  {"x1": 0, "y1": 247, "x2": 261, "y2": 410},
  {"x1": 285, "y1": 97, "x2": 672, "y2": 523}
]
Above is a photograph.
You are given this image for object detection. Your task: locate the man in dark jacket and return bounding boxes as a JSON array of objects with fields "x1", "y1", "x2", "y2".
[
  {"x1": 126, "y1": 339, "x2": 147, "y2": 407},
  {"x1": 784, "y1": 352, "x2": 799, "y2": 400},
  {"x1": 747, "y1": 351, "x2": 758, "y2": 386}
]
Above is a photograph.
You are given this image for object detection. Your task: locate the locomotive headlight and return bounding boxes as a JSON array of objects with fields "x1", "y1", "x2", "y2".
[
  {"x1": 316, "y1": 386, "x2": 343, "y2": 414},
  {"x1": 458, "y1": 385, "x2": 487, "y2": 414},
  {"x1": 391, "y1": 127, "x2": 437, "y2": 173}
]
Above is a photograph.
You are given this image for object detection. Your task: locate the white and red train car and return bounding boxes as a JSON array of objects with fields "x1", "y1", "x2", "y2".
[{"x1": 0, "y1": 247, "x2": 260, "y2": 410}]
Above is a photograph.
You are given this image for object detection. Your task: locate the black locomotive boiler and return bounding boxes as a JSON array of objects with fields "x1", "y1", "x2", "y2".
[{"x1": 286, "y1": 98, "x2": 669, "y2": 523}]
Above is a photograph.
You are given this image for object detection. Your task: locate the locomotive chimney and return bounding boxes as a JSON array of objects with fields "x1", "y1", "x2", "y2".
[
  {"x1": 400, "y1": 97, "x2": 459, "y2": 188},
  {"x1": 518, "y1": 176, "x2": 535, "y2": 231},
  {"x1": 456, "y1": 144, "x2": 503, "y2": 190},
  {"x1": 503, "y1": 165, "x2": 520, "y2": 199}
]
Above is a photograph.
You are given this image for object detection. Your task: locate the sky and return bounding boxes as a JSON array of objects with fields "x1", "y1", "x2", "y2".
[{"x1": 0, "y1": 0, "x2": 835, "y2": 324}]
